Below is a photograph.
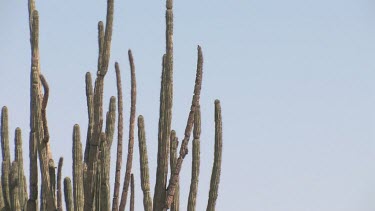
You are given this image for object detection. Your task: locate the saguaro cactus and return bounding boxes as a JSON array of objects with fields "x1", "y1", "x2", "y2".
[{"x1": 2, "y1": 0, "x2": 224, "y2": 211}]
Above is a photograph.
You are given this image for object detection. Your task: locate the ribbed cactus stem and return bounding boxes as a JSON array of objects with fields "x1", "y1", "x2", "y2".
[
  {"x1": 87, "y1": 0, "x2": 114, "y2": 208},
  {"x1": 15, "y1": 127, "x2": 28, "y2": 209},
  {"x1": 1, "y1": 106, "x2": 10, "y2": 169},
  {"x1": 165, "y1": 45, "x2": 203, "y2": 209},
  {"x1": 154, "y1": 0, "x2": 174, "y2": 208},
  {"x1": 1, "y1": 106, "x2": 11, "y2": 209},
  {"x1": 170, "y1": 130, "x2": 179, "y2": 211},
  {"x1": 105, "y1": 96, "x2": 116, "y2": 148},
  {"x1": 28, "y1": 10, "x2": 39, "y2": 211},
  {"x1": 206, "y1": 100, "x2": 223, "y2": 211},
  {"x1": 188, "y1": 105, "x2": 201, "y2": 211},
  {"x1": 137, "y1": 115, "x2": 152, "y2": 211},
  {"x1": 49, "y1": 159, "x2": 56, "y2": 207},
  {"x1": 155, "y1": 53, "x2": 167, "y2": 211},
  {"x1": 97, "y1": 21, "x2": 104, "y2": 74},
  {"x1": 100, "y1": 133, "x2": 110, "y2": 211},
  {"x1": 10, "y1": 161, "x2": 21, "y2": 210},
  {"x1": 57, "y1": 157, "x2": 63, "y2": 211},
  {"x1": 112, "y1": 62, "x2": 124, "y2": 211},
  {"x1": 119, "y1": 50, "x2": 137, "y2": 211},
  {"x1": 0, "y1": 173, "x2": 4, "y2": 210},
  {"x1": 130, "y1": 174, "x2": 135, "y2": 211},
  {"x1": 2, "y1": 161, "x2": 10, "y2": 210},
  {"x1": 73, "y1": 124, "x2": 84, "y2": 211},
  {"x1": 64, "y1": 177, "x2": 74, "y2": 211},
  {"x1": 84, "y1": 72, "x2": 94, "y2": 164}
]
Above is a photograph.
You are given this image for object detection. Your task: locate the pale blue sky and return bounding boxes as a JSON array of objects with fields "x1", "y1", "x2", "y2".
[{"x1": 1, "y1": 0, "x2": 375, "y2": 210}]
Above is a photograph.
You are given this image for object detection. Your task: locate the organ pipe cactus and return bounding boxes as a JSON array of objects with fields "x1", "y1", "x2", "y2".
[{"x1": 1, "y1": 0, "x2": 224, "y2": 210}]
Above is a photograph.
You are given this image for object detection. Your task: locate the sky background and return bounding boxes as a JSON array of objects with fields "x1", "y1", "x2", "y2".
[{"x1": 1, "y1": 0, "x2": 375, "y2": 210}]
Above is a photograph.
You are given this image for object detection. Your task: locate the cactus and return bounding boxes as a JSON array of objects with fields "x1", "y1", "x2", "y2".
[
  {"x1": 119, "y1": 50, "x2": 137, "y2": 211},
  {"x1": 137, "y1": 115, "x2": 152, "y2": 211},
  {"x1": 112, "y1": 62, "x2": 124, "y2": 211},
  {"x1": 170, "y1": 131, "x2": 179, "y2": 211},
  {"x1": 2, "y1": 0, "x2": 224, "y2": 211},
  {"x1": 72, "y1": 124, "x2": 84, "y2": 211},
  {"x1": 165, "y1": 45, "x2": 204, "y2": 209},
  {"x1": 130, "y1": 174, "x2": 135, "y2": 211},
  {"x1": 57, "y1": 157, "x2": 63, "y2": 211},
  {"x1": 206, "y1": 100, "x2": 223, "y2": 211},
  {"x1": 64, "y1": 177, "x2": 73, "y2": 211},
  {"x1": 153, "y1": 0, "x2": 174, "y2": 209},
  {"x1": 10, "y1": 161, "x2": 21, "y2": 210},
  {"x1": 187, "y1": 105, "x2": 201, "y2": 211}
]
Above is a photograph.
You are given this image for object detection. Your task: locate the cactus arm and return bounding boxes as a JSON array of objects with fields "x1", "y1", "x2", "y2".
[
  {"x1": 56, "y1": 157, "x2": 63, "y2": 211},
  {"x1": 206, "y1": 100, "x2": 223, "y2": 211},
  {"x1": 187, "y1": 106, "x2": 201, "y2": 211},
  {"x1": 170, "y1": 131, "x2": 179, "y2": 211},
  {"x1": 64, "y1": 177, "x2": 74, "y2": 211},
  {"x1": 165, "y1": 46, "x2": 203, "y2": 209},
  {"x1": 137, "y1": 115, "x2": 152, "y2": 211},
  {"x1": 119, "y1": 49, "x2": 137, "y2": 211},
  {"x1": 112, "y1": 62, "x2": 124, "y2": 211}
]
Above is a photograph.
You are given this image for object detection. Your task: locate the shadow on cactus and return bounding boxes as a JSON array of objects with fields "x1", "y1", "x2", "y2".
[{"x1": 0, "y1": 0, "x2": 223, "y2": 210}]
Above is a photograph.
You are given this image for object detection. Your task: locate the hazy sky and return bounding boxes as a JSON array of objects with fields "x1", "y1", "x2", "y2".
[{"x1": 1, "y1": 0, "x2": 375, "y2": 210}]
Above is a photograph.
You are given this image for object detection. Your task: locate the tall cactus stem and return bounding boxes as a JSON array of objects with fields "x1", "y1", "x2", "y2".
[
  {"x1": 169, "y1": 131, "x2": 179, "y2": 211},
  {"x1": 130, "y1": 174, "x2": 135, "y2": 211},
  {"x1": 112, "y1": 62, "x2": 124, "y2": 211},
  {"x1": 100, "y1": 133, "x2": 110, "y2": 211},
  {"x1": 206, "y1": 100, "x2": 223, "y2": 211},
  {"x1": 165, "y1": 45, "x2": 203, "y2": 209},
  {"x1": 15, "y1": 128, "x2": 28, "y2": 208},
  {"x1": 64, "y1": 177, "x2": 74, "y2": 211},
  {"x1": 84, "y1": 72, "x2": 94, "y2": 164},
  {"x1": 119, "y1": 50, "x2": 137, "y2": 211},
  {"x1": 188, "y1": 105, "x2": 201, "y2": 211},
  {"x1": 73, "y1": 124, "x2": 84, "y2": 211},
  {"x1": 153, "y1": 0, "x2": 174, "y2": 208},
  {"x1": 1, "y1": 106, "x2": 11, "y2": 209},
  {"x1": 57, "y1": 157, "x2": 63, "y2": 211},
  {"x1": 137, "y1": 115, "x2": 152, "y2": 211},
  {"x1": 10, "y1": 161, "x2": 21, "y2": 210}
]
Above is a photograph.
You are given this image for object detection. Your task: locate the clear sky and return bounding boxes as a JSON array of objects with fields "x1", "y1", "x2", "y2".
[{"x1": 1, "y1": 0, "x2": 375, "y2": 210}]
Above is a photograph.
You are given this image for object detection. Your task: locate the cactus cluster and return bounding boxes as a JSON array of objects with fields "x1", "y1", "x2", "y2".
[{"x1": 1, "y1": 0, "x2": 223, "y2": 210}]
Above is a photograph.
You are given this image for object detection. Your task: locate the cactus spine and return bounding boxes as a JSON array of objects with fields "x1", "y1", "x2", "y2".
[
  {"x1": 57, "y1": 157, "x2": 63, "y2": 211},
  {"x1": 73, "y1": 124, "x2": 84, "y2": 211},
  {"x1": 64, "y1": 177, "x2": 73, "y2": 211},
  {"x1": 170, "y1": 131, "x2": 179, "y2": 211}
]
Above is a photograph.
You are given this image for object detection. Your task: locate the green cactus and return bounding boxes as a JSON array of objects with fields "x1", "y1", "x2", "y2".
[
  {"x1": 64, "y1": 177, "x2": 74, "y2": 211},
  {"x1": 188, "y1": 105, "x2": 201, "y2": 211},
  {"x1": 10, "y1": 161, "x2": 21, "y2": 210},
  {"x1": 165, "y1": 45, "x2": 204, "y2": 209},
  {"x1": 154, "y1": 0, "x2": 174, "y2": 208},
  {"x1": 72, "y1": 124, "x2": 84, "y2": 211},
  {"x1": 15, "y1": 128, "x2": 28, "y2": 209},
  {"x1": 130, "y1": 174, "x2": 135, "y2": 211},
  {"x1": 56, "y1": 157, "x2": 63, "y2": 211},
  {"x1": 206, "y1": 100, "x2": 223, "y2": 211},
  {"x1": 2, "y1": 0, "x2": 225, "y2": 211},
  {"x1": 119, "y1": 50, "x2": 137, "y2": 211},
  {"x1": 170, "y1": 130, "x2": 179, "y2": 211},
  {"x1": 112, "y1": 62, "x2": 124, "y2": 211},
  {"x1": 137, "y1": 115, "x2": 152, "y2": 211}
]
